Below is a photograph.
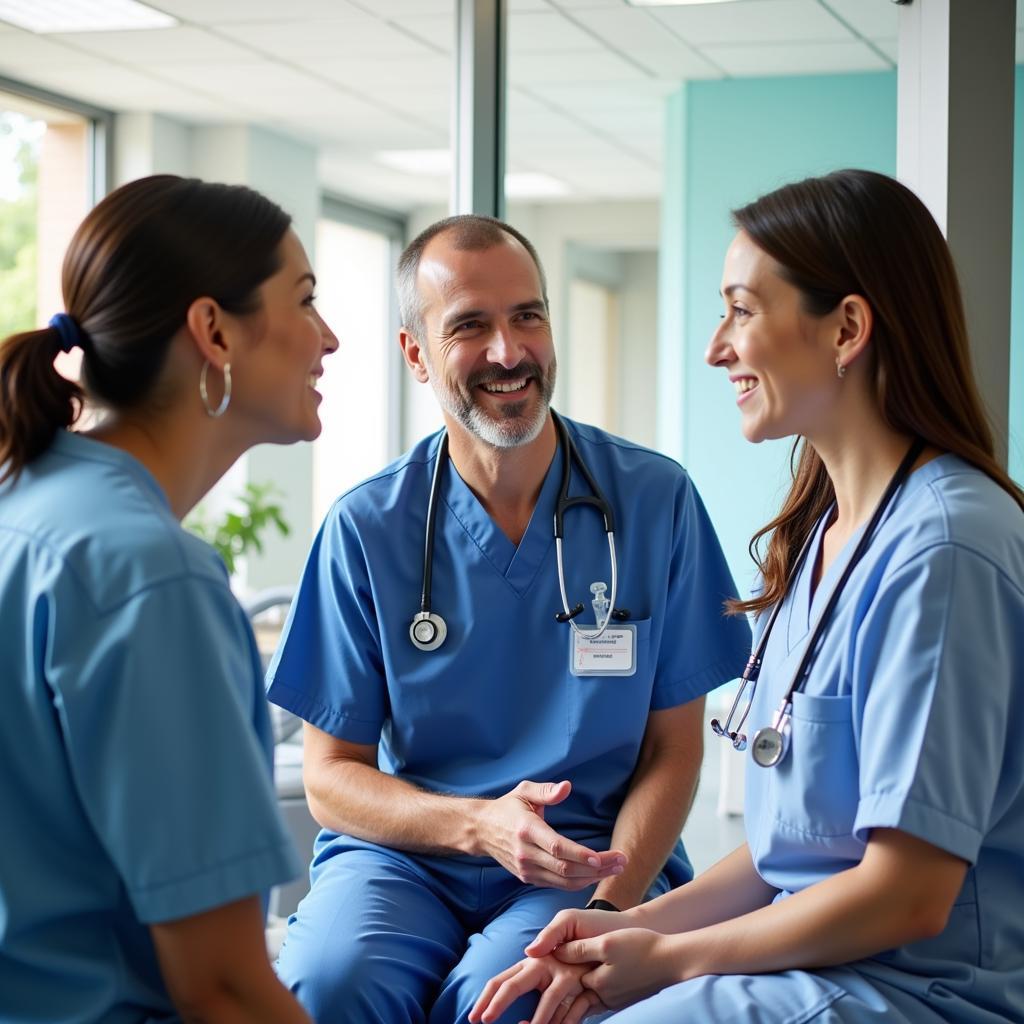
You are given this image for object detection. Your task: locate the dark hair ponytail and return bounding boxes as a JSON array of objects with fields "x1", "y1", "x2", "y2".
[
  {"x1": 0, "y1": 174, "x2": 291, "y2": 484},
  {"x1": 0, "y1": 328, "x2": 84, "y2": 481}
]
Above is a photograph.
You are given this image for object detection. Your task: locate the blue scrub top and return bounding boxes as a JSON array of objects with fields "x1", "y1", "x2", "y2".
[
  {"x1": 744, "y1": 455, "x2": 1024, "y2": 1019},
  {"x1": 0, "y1": 432, "x2": 300, "y2": 1024},
  {"x1": 268, "y1": 416, "x2": 751, "y2": 882}
]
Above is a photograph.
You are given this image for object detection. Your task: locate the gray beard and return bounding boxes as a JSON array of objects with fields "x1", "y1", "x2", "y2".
[{"x1": 425, "y1": 359, "x2": 557, "y2": 450}]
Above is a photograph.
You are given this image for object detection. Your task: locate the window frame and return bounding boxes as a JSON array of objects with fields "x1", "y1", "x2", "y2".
[
  {"x1": 319, "y1": 191, "x2": 407, "y2": 462},
  {"x1": 0, "y1": 73, "x2": 113, "y2": 205}
]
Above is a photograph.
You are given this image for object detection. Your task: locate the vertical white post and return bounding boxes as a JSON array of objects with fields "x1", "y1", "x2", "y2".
[
  {"x1": 453, "y1": 0, "x2": 506, "y2": 218},
  {"x1": 896, "y1": 0, "x2": 1015, "y2": 464}
]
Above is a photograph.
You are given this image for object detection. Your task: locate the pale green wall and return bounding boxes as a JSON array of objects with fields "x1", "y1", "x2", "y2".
[{"x1": 659, "y1": 72, "x2": 899, "y2": 595}]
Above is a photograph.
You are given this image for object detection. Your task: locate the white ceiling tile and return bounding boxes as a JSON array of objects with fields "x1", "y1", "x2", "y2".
[
  {"x1": 228, "y1": 17, "x2": 436, "y2": 58},
  {"x1": 552, "y1": 0, "x2": 633, "y2": 7},
  {"x1": 145, "y1": 0, "x2": 369, "y2": 24},
  {"x1": 577, "y1": 106, "x2": 663, "y2": 135},
  {"x1": 818, "y1": 0, "x2": 897, "y2": 40},
  {"x1": 568, "y1": 6, "x2": 681, "y2": 51},
  {"x1": 0, "y1": 28, "x2": 96, "y2": 70},
  {"x1": 526, "y1": 79, "x2": 673, "y2": 114},
  {"x1": 154, "y1": 60, "x2": 320, "y2": 98},
  {"x1": 562, "y1": 7, "x2": 722, "y2": 78},
  {"x1": 393, "y1": 14, "x2": 452, "y2": 51},
  {"x1": 13, "y1": 65, "x2": 208, "y2": 111},
  {"x1": 511, "y1": 49, "x2": 646, "y2": 85},
  {"x1": 510, "y1": 11, "x2": 604, "y2": 52},
  {"x1": 627, "y1": 48, "x2": 722, "y2": 80},
  {"x1": 144, "y1": 93, "x2": 250, "y2": 122},
  {"x1": 304, "y1": 54, "x2": 450, "y2": 95},
  {"x1": 349, "y1": 0, "x2": 452, "y2": 14},
  {"x1": 648, "y1": 0, "x2": 853, "y2": 46},
  {"x1": 701, "y1": 39, "x2": 890, "y2": 76},
  {"x1": 289, "y1": 109, "x2": 444, "y2": 149},
  {"x1": 521, "y1": 134, "x2": 638, "y2": 163},
  {"x1": 48, "y1": 26, "x2": 255, "y2": 64}
]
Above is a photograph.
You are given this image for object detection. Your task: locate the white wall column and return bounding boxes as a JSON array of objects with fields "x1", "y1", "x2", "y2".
[
  {"x1": 453, "y1": 0, "x2": 506, "y2": 217},
  {"x1": 896, "y1": 0, "x2": 1015, "y2": 463}
]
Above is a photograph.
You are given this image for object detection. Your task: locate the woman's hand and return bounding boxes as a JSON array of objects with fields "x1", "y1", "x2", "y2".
[
  {"x1": 469, "y1": 954, "x2": 606, "y2": 1024},
  {"x1": 554, "y1": 927, "x2": 686, "y2": 1010},
  {"x1": 524, "y1": 907, "x2": 627, "y2": 959}
]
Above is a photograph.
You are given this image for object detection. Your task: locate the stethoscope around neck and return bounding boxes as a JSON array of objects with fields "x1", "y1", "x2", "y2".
[
  {"x1": 711, "y1": 437, "x2": 925, "y2": 768},
  {"x1": 409, "y1": 411, "x2": 629, "y2": 653}
]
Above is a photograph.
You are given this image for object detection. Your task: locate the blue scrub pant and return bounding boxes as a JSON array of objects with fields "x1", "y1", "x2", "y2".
[
  {"x1": 599, "y1": 967, "x2": 957, "y2": 1023},
  {"x1": 277, "y1": 837, "x2": 671, "y2": 1024}
]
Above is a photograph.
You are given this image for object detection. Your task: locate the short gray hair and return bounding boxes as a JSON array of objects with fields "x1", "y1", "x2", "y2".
[{"x1": 396, "y1": 215, "x2": 549, "y2": 340}]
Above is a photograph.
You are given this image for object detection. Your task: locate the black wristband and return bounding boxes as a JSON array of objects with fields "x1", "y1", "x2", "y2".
[{"x1": 585, "y1": 898, "x2": 620, "y2": 912}]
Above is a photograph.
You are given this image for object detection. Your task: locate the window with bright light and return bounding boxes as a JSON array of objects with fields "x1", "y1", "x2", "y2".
[
  {"x1": 0, "y1": 84, "x2": 107, "y2": 386},
  {"x1": 312, "y1": 213, "x2": 402, "y2": 526}
]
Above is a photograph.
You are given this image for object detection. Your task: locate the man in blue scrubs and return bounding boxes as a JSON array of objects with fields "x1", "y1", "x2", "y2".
[{"x1": 267, "y1": 215, "x2": 751, "y2": 1023}]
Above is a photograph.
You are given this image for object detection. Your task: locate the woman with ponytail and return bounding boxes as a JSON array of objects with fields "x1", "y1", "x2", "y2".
[
  {"x1": 472, "y1": 170, "x2": 1024, "y2": 1024},
  {"x1": 0, "y1": 174, "x2": 337, "y2": 1023}
]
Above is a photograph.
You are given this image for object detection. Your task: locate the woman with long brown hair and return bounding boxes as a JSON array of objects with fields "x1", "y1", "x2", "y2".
[
  {"x1": 471, "y1": 169, "x2": 1024, "y2": 1024},
  {"x1": 0, "y1": 174, "x2": 337, "y2": 1022}
]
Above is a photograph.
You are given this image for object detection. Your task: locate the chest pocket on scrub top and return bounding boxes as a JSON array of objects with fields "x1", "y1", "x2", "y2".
[
  {"x1": 567, "y1": 618, "x2": 652, "y2": 755},
  {"x1": 769, "y1": 691, "x2": 860, "y2": 841}
]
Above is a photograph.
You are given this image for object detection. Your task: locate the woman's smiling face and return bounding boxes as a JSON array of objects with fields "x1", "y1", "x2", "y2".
[{"x1": 705, "y1": 230, "x2": 841, "y2": 444}]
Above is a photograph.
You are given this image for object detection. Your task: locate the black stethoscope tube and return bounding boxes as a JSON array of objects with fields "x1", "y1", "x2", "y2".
[
  {"x1": 409, "y1": 412, "x2": 624, "y2": 651},
  {"x1": 554, "y1": 412, "x2": 615, "y2": 538},
  {"x1": 713, "y1": 437, "x2": 926, "y2": 766},
  {"x1": 421, "y1": 431, "x2": 447, "y2": 616}
]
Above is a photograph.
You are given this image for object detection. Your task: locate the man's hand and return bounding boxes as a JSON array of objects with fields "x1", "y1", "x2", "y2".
[
  {"x1": 469, "y1": 955, "x2": 605, "y2": 1024},
  {"x1": 474, "y1": 780, "x2": 627, "y2": 890},
  {"x1": 555, "y1": 927, "x2": 683, "y2": 1010}
]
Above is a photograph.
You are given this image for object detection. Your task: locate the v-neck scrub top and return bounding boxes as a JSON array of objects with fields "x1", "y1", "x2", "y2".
[
  {"x1": 743, "y1": 455, "x2": 1024, "y2": 1019},
  {"x1": 0, "y1": 432, "x2": 300, "y2": 1024},
  {"x1": 600, "y1": 456, "x2": 1024, "y2": 1024},
  {"x1": 267, "y1": 417, "x2": 751, "y2": 877}
]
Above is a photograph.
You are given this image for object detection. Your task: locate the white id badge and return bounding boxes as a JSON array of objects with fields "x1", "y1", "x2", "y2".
[{"x1": 570, "y1": 625, "x2": 637, "y2": 677}]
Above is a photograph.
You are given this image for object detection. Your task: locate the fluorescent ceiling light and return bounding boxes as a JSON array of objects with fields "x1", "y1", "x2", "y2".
[
  {"x1": 0, "y1": 0, "x2": 177, "y2": 33},
  {"x1": 375, "y1": 151, "x2": 569, "y2": 199},
  {"x1": 376, "y1": 149, "x2": 451, "y2": 176},
  {"x1": 505, "y1": 173, "x2": 570, "y2": 199}
]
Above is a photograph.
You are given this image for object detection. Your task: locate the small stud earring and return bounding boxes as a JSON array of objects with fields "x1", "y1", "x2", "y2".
[{"x1": 836, "y1": 359, "x2": 847, "y2": 380}]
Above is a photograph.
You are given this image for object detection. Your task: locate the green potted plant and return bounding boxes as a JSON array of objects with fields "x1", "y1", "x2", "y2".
[{"x1": 186, "y1": 481, "x2": 290, "y2": 576}]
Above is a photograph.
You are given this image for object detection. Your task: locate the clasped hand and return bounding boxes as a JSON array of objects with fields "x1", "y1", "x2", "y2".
[
  {"x1": 471, "y1": 909, "x2": 682, "y2": 1024},
  {"x1": 478, "y1": 780, "x2": 626, "y2": 890}
]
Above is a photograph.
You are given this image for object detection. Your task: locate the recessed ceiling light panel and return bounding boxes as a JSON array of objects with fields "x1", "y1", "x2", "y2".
[{"x1": 0, "y1": 0, "x2": 177, "y2": 33}]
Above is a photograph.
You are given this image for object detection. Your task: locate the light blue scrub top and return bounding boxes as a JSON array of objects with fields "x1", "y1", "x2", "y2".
[
  {"x1": 744, "y1": 455, "x2": 1024, "y2": 1019},
  {"x1": 0, "y1": 432, "x2": 301, "y2": 1024},
  {"x1": 268, "y1": 417, "x2": 751, "y2": 882}
]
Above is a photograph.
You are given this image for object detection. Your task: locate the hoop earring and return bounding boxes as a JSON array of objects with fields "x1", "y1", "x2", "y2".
[
  {"x1": 200, "y1": 361, "x2": 231, "y2": 418},
  {"x1": 836, "y1": 359, "x2": 847, "y2": 380}
]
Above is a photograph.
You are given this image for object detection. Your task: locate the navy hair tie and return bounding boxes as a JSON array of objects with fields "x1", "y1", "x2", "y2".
[{"x1": 48, "y1": 313, "x2": 85, "y2": 354}]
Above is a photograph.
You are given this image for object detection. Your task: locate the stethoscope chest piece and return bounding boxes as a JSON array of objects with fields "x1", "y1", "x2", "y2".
[
  {"x1": 409, "y1": 611, "x2": 447, "y2": 652},
  {"x1": 751, "y1": 724, "x2": 787, "y2": 767}
]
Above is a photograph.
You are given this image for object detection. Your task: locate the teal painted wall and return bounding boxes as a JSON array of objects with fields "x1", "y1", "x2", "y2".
[{"x1": 659, "y1": 72, "x2": 897, "y2": 596}]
